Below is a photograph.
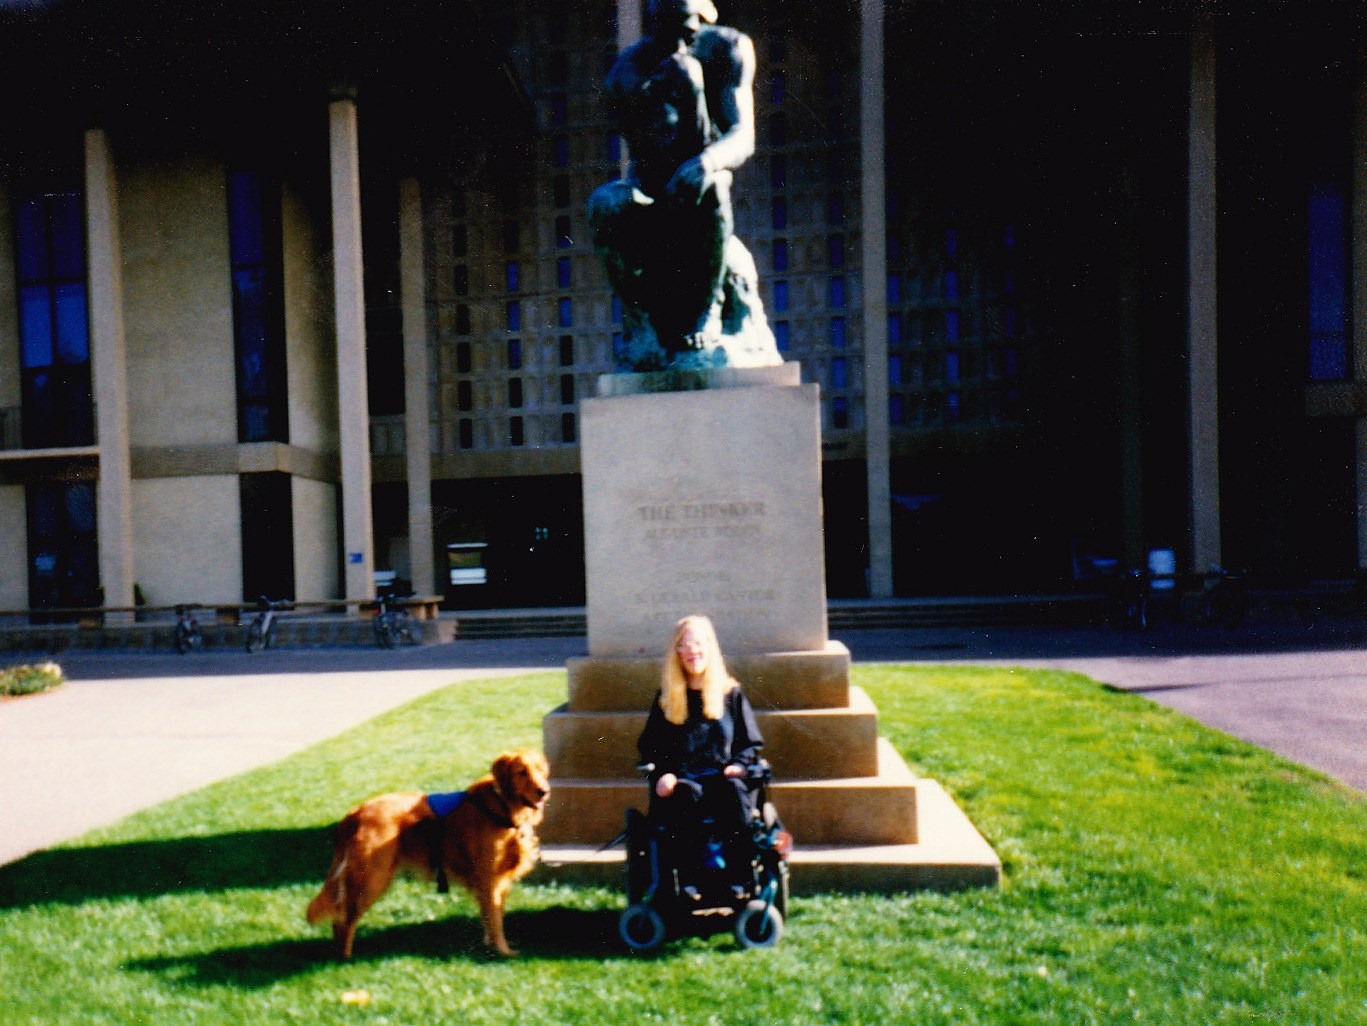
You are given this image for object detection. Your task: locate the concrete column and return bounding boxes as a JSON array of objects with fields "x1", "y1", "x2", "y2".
[
  {"x1": 329, "y1": 94, "x2": 375, "y2": 603},
  {"x1": 1186, "y1": 21, "x2": 1221, "y2": 574},
  {"x1": 1353, "y1": 71, "x2": 1367, "y2": 571},
  {"x1": 85, "y1": 128, "x2": 135, "y2": 617},
  {"x1": 399, "y1": 177, "x2": 435, "y2": 597},
  {"x1": 860, "y1": 0, "x2": 893, "y2": 598}
]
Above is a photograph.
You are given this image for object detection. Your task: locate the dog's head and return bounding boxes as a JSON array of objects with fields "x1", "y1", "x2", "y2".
[{"x1": 492, "y1": 749, "x2": 551, "y2": 819}]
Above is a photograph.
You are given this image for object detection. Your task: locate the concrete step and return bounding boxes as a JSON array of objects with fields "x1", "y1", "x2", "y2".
[
  {"x1": 544, "y1": 686, "x2": 883, "y2": 780},
  {"x1": 541, "y1": 738, "x2": 919, "y2": 847},
  {"x1": 566, "y1": 643, "x2": 852, "y2": 711},
  {"x1": 535, "y1": 778, "x2": 1001, "y2": 893}
]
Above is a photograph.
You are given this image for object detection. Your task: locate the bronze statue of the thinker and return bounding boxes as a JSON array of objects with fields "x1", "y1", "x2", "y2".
[{"x1": 589, "y1": 0, "x2": 781, "y2": 371}]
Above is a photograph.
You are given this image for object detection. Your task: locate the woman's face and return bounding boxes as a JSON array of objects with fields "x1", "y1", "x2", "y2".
[{"x1": 675, "y1": 625, "x2": 709, "y2": 681}]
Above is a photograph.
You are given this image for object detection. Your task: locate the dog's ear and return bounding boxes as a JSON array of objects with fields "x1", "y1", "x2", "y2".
[{"x1": 492, "y1": 751, "x2": 520, "y2": 797}]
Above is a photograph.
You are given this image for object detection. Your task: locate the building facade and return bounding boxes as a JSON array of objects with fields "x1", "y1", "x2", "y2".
[{"x1": 1, "y1": 0, "x2": 1365, "y2": 616}]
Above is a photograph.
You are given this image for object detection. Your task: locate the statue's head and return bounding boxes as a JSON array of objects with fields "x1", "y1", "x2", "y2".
[{"x1": 646, "y1": 0, "x2": 718, "y2": 43}]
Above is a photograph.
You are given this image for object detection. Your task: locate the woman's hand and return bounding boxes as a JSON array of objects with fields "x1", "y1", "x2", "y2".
[
  {"x1": 723, "y1": 764, "x2": 744, "y2": 779},
  {"x1": 655, "y1": 772, "x2": 678, "y2": 798}
]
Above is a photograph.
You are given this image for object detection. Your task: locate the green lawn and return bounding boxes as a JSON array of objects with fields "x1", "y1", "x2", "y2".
[{"x1": 0, "y1": 667, "x2": 1363, "y2": 1025}]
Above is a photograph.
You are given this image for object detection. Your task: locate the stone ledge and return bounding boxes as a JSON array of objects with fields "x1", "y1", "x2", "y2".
[
  {"x1": 535, "y1": 778, "x2": 1000, "y2": 893},
  {"x1": 544, "y1": 685, "x2": 882, "y2": 780}
]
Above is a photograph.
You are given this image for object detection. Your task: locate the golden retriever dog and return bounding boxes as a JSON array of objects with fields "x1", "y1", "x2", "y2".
[{"x1": 306, "y1": 749, "x2": 550, "y2": 958}]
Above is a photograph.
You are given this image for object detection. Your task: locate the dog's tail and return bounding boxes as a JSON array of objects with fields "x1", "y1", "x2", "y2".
[{"x1": 306, "y1": 818, "x2": 358, "y2": 925}]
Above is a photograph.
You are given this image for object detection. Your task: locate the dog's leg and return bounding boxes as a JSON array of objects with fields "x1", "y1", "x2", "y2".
[{"x1": 475, "y1": 877, "x2": 517, "y2": 956}]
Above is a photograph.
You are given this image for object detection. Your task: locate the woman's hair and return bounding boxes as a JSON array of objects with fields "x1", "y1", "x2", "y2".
[{"x1": 660, "y1": 614, "x2": 736, "y2": 724}]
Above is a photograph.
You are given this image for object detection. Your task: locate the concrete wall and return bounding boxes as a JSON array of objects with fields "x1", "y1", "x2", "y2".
[
  {"x1": 293, "y1": 475, "x2": 339, "y2": 600},
  {"x1": 121, "y1": 150, "x2": 238, "y2": 449},
  {"x1": 283, "y1": 172, "x2": 338, "y2": 457},
  {"x1": 131, "y1": 476, "x2": 242, "y2": 605},
  {"x1": 0, "y1": 486, "x2": 27, "y2": 609}
]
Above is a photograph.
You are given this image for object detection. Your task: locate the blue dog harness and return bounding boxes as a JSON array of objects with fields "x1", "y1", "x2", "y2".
[{"x1": 426, "y1": 790, "x2": 466, "y2": 819}]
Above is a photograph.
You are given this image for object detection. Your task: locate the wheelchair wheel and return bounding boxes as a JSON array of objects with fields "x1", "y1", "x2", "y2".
[
  {"x1": 734, "y1": 899, "x2": 783, "y2": 949},
  {"x1": 619, "y1": 902, "x2": 667, "y2": 953}
]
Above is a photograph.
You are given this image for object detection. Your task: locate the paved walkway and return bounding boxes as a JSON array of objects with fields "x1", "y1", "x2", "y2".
[{"x1": 2, "y1": 618, "x2": 1363, "y2": 866}]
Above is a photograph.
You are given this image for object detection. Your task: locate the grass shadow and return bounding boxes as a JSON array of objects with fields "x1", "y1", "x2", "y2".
[
  {"x1": 127, "y1": 907, "x2": 628, "y2": 988},
  {"x1": 0, "y1": 827, "x2": 331, "y2": 908}
]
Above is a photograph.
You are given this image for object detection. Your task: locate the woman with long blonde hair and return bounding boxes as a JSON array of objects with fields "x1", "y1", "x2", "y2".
[{"x1": 637, "y1": 614, "x2": 764, "y2": 882}]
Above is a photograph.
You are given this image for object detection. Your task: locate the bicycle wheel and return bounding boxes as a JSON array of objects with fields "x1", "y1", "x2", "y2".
[{"x1": 374, "y1": 612, "x2": 397, "y2": 649}]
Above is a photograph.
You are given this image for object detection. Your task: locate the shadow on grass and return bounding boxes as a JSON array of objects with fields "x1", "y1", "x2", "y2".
[
  {"x1": 0, "y1": 827, "x2": 331, "y2": 908},
  {"x1": 127, "y1": 907, "x2": 627, "y2": 987}
]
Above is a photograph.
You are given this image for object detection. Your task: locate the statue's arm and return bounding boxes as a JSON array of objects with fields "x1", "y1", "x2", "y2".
[
  {"x1": 698, "y1": 30, "x2": 756, "y2": 175},
  {"x1": 668, "y1": 30, "x2": 756, "y2": 196}
]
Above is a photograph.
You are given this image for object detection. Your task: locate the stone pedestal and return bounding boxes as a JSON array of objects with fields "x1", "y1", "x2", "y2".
[{"x1": 539, "y1": 366, "x2": 999, "y2": 891}]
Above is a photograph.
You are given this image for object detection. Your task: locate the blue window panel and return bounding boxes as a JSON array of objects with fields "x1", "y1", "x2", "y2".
[
  {"x1": 50, "y1": 193, "x2": 84, "y2": 278},
  {"x1": 770, "y1": 155, "x2": 787, "y2": 190},
  {"x1": 827, "y1": 193, "x2": 845, "y2": 226},
  {"x1": 944, "y1": 228, "x2": 959, "y2": 260},
  {"x1": 607, "y1": 133, "x2": 622, "y2": 163},
  {"x1": 559, "y1": 297, "x2": 573, "y2": 327},
  {"x1": 1308, "y1": 183, "x2": 1350, "y2": 381},
  {"x1": 773, "y1": 280, "x2": 789, "y2": 313},
  {"x1": 772, "y1": 238, "x2": 788, "y2": 272},
  {"x1": 506, "y1": 301, "x2": 521, "y2": 332},
  {"x1": 889, "y1": 393, "x2": 904, "y2": 425},
  {"x1": 556, "y1": 215, "x2": 572, "y2": 248},
  {"x1": 888, "y1": 354, "x2": 902, "y2": 385},
  {"x1": 507, "y1": 338, "x2": 522, "y2": 369},
  {"x1": 887, "y1": 312, "x2": 902, "y2": 347},
  {"x1": 770, "y1": 71, "x2": 786, "y2": 104},
  {"x1": 945, "y1": 309, "x2": 960, "y2": 342},
  {"x1": 506, "y1": 262, "x2": 520, "y2": 292},
  {"x1": 887, "y1": 272, "x2": 901, "y2": 304},
  {"x1": 611, "y1": 295, "x2": 622, "y2": 323},
  {"x1": 19, "y1": 286, "x2": 54, "y2": 367},
  {"x1": 946, "y1": 351, "x2": 960, "y2": 384},
  {"x1": 16, "y1": 199, "x2": 48, "y2": 283},
  {"x1": 769, "y1": 112, "x2": 787, "y2": 147},
  {"x1": 772, "y1": 197, "x2": 787, "y2": 231},
  {"x1": 827, "y1": 234, "x2": 844, "y2": 267},
  {"x1": 228, "y1": 172, "x2": 266, "y2": 265},
  {"x1": 943, "y1": 269, "x2": 959, "y2": 301},
  {"x1": 54, "y1": 284, "x2": 89, "y2": 363},
  {"x1": 553, "y1": 135, "x2": 570, "y2": 167},
  {"x1": 829, "y1": 316, "x2": 846, "y2": 350},
  {"x1": 831, "y1": 397, "x2": 849, "y2": 429},
  {"x1": 557, "y1": 256, "x2": 572, "y2": 289},
  {"x1": 234, "y1": 267, "x2": 267, "y2": 348},
  {"x1": 774, "y1": 321, "x2": 790, "y2": 351},
  {"x1": 946, "y1": 391, "x2": 961, "y2": 422},
  {"x1": 831, "y1": 357, "x2": 847, "y2": 389},
  {"x1": 828, "y1": 276, "x2": 846, "y2": 308}
]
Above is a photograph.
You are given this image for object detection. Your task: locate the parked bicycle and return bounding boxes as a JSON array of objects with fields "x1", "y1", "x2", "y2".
[
  {"x1": 173, "y1": 604, "x2": 203, "y2": 654},
  {"x1": 245, "y1": 596, "x2": 290, "y2": 653},
  {"x1": 372, "y1": 590, "x2": 417, "y2": 649}
]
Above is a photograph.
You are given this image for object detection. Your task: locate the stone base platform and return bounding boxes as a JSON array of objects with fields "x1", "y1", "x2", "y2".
[{"x1": 535, "y1": 779, "x2": 1000, "y2": 893}]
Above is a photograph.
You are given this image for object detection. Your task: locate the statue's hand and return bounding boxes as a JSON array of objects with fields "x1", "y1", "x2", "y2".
[{"x1": 667, "y1": 156, "x2": 711, "y2": 203}]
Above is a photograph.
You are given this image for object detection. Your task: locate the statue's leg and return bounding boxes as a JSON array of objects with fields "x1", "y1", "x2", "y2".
[
  {"x1": 649, "y1": 177, "x2": 732, "y2": 354},
  {"x1": 589, "y1": 180, "x2": 653, "y2": 311}
]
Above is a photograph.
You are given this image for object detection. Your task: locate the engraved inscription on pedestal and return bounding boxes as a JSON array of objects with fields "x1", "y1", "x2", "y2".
[{"x1": 580, "y1": 379, "x2": 827, "y2": 656}]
